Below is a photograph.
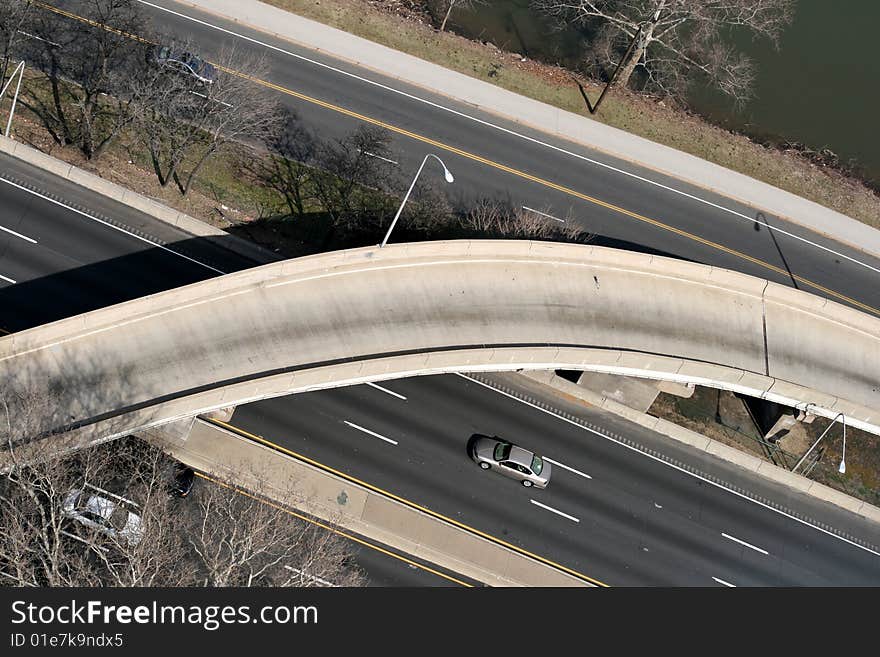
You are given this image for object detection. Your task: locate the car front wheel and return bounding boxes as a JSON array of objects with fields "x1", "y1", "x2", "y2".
[
  {"x1": 479, "y1": 462, "x2": 491, "y2": 470},
  {"x1": 522, "y1": 480, "x2": 533, "y2": 487}
]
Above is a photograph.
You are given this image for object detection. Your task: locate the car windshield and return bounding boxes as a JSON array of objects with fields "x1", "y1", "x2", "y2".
[
  {"x1": 493, "y1": 441, "x2": 511, "y2": 461},
  {"x1": 531, "y1": 455, "x2": 544, "y2": 476}
]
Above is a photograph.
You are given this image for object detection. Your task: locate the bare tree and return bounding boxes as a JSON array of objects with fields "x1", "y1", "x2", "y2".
[
  {"x1": 256, "y1": 110, "x2": 319, "y2": 219},
  {"x1": 0, "y1": 378, "x2": 69, "y2": 455},
  {"x1": 0, "y1": 436, "x2": 146, "y2": 586},
  {"x1": 19, "y1": 0, "x2": 149, "y2": 158},
  {"x1": 0, "y1": 0, "x2": 33, "y2": 90},
  {"x1": 426, "y1": 0, "x2": 486, "y2": 32},
  {"x1": 311, "y1": 124, "x2": 398, "y2": 234},
  {"x1": 184, "y1": 475, "x2": 364, "y2": 587},
  {"x1": 133, "y1": 44, "x2": 281, "y2": 195},
  {"x1": 532, "y1": 0, "x2": 796, "y2": 102},
  {"x1": 0, "y1": 433, "x2": 365, "y2": 588},
  {"x1": 460, "y1": 199, "x2": 593, "y2": 242}
]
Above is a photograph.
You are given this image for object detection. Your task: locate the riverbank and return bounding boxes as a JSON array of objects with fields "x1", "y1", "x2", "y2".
[{"x1": 259, "y1": 0, "x2": 880, "y2": 230}]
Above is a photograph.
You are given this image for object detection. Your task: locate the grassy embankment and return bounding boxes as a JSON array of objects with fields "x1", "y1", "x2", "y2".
[{"x1": 262, "y1": 0, "x2": 880, "y2": 230}]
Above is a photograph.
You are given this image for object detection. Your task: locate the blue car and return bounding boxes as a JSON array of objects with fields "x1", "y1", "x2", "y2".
[{"x1": 153, "y1": 45, "x2": 217, "y2": 85}]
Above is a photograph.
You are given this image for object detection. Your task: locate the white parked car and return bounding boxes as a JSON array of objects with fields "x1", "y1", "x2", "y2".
[{"x1": 61, "y1": 483, "x2": 144, "y2": 547}]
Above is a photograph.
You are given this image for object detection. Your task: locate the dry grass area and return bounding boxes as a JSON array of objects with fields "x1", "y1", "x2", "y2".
[
  {"x1": 11, "y1": 113, "x2": 279, "y2": 231},
  {"x1": 263, "y1": 0, "x2": 880, "y2": 229},
  {"x1": 650, "y1": 388, "x2": 880, "y2": 507}
]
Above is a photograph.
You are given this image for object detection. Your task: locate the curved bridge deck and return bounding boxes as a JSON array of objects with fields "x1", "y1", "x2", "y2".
[{"x1": 2, "y1": 241, "x2": 878, "y2": 456}]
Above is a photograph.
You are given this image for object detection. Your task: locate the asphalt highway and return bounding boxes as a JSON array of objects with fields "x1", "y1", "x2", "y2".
[
  {"x1": 3, "y1": 1, "x2": 880, "y2": 585},
  {"x1": 231, "y1": 374, "x2": 880, "y2": 586},
  {"x1": 0, "y1": 153, "x2": 260, "y2": 332},
  {"x1": 121, "y1": 0, "x2": 880, "y2": 318}
]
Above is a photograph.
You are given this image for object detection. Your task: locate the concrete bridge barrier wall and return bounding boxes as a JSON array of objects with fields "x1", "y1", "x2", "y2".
[{"x1": 1, "y1": 240, "x2": 878, "y2": 460}]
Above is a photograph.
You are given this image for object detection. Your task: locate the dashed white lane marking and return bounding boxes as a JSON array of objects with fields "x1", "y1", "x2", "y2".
[
  {"x1": 522, "y1": 206, "x2": 565, "y2": 223},
  {"x1": 366, "y1": 382, "x2": 407, "y2": 400},
  {"x1": 0, "y1": 273, "x2": 16, "y2": 284},
  {"x1": 343, "y1": 420, "x2": 398, "y2": 445},
  {"x1": 0, "y1": 177, "x2": 224, "y2": 274},
  {"x1": 0, "y1": 223, "x2": 37, "y2": 243},
  {"x1": 722, "y1": 533, "x2": 769, "y2": 555},
  {"x1": 455, "y1": 373, "x2": 880, "y2": 558},
  {"x1": 712, "y1": 576, "x2": 737, "y2": 587},
  {"x1": 136, "y1": 0, "x2": 880, "y2": 278},
  {"x1": 284, "y1": 565, "x2": 337, "y2": 587},
  {"x1": 530, "y1": 499, "x2": 580, "y2": 523},
  {"x1": 544, "y1": 457, "x2": 591, "y2": 479}
]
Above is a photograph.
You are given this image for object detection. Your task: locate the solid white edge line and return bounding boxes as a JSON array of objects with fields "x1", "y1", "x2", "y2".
[
  {"x1": 712, "y1": 576, "x2": 737, "y2": 587},
  {"x1": 0, "y1": 223, "x2": 37, "y2": 244},
  {"x1": 0, "y1": 273, "x2": 16, "y2": 284},
  {"x1": 522, "y1": 205, "x2": 565, "y2": 223},
  {"x1": 0, "y1": 177, "x2": 224, "y2": 274},
  {"x1": 137, "y1": 0, "x2": 880, "y2": 278},
  {"x1": 544, "y1": 456, "x2": 592, "y2": 479},
  {"x1": 366, "y1": 381, "x2": 408, "y2": 400},
  {"x1": 530, "y1": 499, "x2": 580, "y2": 523},
  {"x1": 343, "y1": 420, "x2": 398, "y2": 445},
  {"x1": 722, "y1": 532, "x2": 769, "y2": 555},
  {"x1": 454, "y1": 373, "x2": 880, "y2": 558}
]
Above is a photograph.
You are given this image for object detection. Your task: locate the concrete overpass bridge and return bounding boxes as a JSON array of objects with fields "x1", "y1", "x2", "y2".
[{"x1": 2, "y1": 240, "x2": 878, "y2": 459}]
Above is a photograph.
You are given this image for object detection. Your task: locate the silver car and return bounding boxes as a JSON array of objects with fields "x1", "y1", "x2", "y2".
[
  {"x1": 61, "y1": 484, "x2": 144, "y2": 547},
  {"x1": 470, "y1": 435, "x2": 552, "y2": 489}
]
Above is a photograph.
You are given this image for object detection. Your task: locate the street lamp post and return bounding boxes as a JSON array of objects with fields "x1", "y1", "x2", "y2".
[
  {"x1": 1, "y1": 61, "x2": 25, "y2": 138},
  {"x1": 380, "y1": 153, "x2": 453, "y2": 248},
  {"x1": 791, "y1": 411, "x2": 846, "y2": 475}
]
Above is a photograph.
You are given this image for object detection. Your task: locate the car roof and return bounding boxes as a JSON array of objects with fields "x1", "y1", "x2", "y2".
[
  {"x1": 83, "y1": 494, "x2": 117, "y2": 521},
  {"x1": 508, "y1": 446, "x2": 535, "y2": 467}
]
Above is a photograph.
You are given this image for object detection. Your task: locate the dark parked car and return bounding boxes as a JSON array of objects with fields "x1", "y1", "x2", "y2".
[
  {"x1": 170, "y1": 464, "x2": 196, "y2": 498},
  {"x1": 153, "y1": 45, "x2": 216, "y2": 84},
  {"x1": 470, "y1": 435, "x2": 552, "y2": 489}
]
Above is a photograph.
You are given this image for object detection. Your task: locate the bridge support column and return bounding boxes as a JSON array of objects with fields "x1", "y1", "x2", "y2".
[
  {"x1": 738, "y1": 396, "x2": 816, "y2": 444},
  {"x1": 566, "y1": 371, "x2": 694, "y2": 414}
]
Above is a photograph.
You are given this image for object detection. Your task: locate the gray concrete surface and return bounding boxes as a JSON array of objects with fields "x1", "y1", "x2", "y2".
[
  {"x1": 575, "y1": 371, "x2": 662, "y2": 412},
  {"x1": 176, "y1": 0, "x2": 880, "y2": 260},
  {"x1": 2, "y1": 240, "x2": 879, "y2": 470}
]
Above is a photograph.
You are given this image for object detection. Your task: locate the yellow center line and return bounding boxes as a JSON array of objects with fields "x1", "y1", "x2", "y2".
[
  {"x1": 194, "y1": 471, "x2": 474, "y2": 587},
  {"x1": 33, "y1": 1, "x2": 155, "y2": 44},
  {"x1": 35, "y1": 3, "x2": 880, "y2": 318},
  {"x1": 209, "y1": 417, "x2": 607, "y2": 587}
]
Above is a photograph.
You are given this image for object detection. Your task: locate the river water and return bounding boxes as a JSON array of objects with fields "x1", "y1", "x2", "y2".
[{"x1": 448, "y1": 0, "x2": 880, "y2": 186}]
